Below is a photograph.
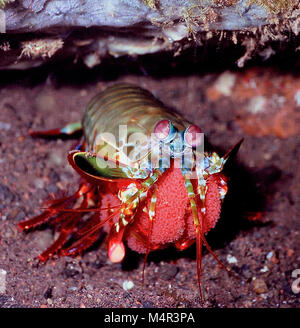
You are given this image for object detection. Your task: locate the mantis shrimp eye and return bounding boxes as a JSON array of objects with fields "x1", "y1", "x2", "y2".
[
  {"x1": 154, "y1": 119, "x2": 176, "y2": 142},
  {"x1": 184, "y1": 125, "x2": 202, "y2": 147}
]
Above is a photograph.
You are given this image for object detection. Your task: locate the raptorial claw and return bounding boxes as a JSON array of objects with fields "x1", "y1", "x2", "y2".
[{"x1": 108, "y1": 239, "x2": 126, "y2": 263}]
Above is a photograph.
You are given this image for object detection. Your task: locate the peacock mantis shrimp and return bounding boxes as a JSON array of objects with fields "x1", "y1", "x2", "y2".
[{"x1": 19, "y1": 83, "x2": 242, "y2": 302}]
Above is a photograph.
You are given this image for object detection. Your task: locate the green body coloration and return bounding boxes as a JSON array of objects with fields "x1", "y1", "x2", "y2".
[{"x1": 82, "y1": 83, "x2": 190, "y2": 167}]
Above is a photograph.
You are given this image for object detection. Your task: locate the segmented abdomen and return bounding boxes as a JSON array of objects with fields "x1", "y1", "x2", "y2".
[{"x1": 82, "y1": 84, "x2": 189, "y2": 158}]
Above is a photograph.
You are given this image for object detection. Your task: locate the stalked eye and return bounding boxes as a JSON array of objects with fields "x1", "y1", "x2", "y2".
[
  {"x1": 184, "y1": 125, "x2": 202, "y2": 147},
  {"x1": 154, "y1": 119, "x2": 176, "y2": 142}
]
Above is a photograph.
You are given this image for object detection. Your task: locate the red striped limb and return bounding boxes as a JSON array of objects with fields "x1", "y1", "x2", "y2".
[
  {"x1": 199, "y1": 232, "x2": 236, "y2": 279},
  {"x1": 106, "y1": 170, "x2": 163, "y2": 263},
  {"x1": 184, "y1": 176, "x2": 204, "y2": 305},
  {"x1": 107, "y1": 205, "x2": 138, "y2": 263},
  {"x1": 18, "y1": 183, "x2": 91, "y2": 231},
  {"x1": 38, "y1": 191, "x2": 89, "y2": 261},
  {"x1": 18, "y1": 183, "x2": 96, "y2": 261},
  {"x1": 29, "y1": 122, "x2": 82, "y2": 138},
  {"x1": 60, "y1": 208, "x2": 122, "y2": 257},
  {"x1": 60, "y1": 231, "x2": 100, "y2": 257},
  {"x1": 59, "y1": 208, "x2": 103, "y2": 257},
  {"x1": 184, "y1": 174, "x2": 237, "y2": 305}
]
